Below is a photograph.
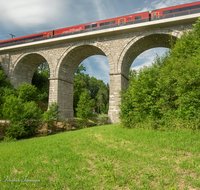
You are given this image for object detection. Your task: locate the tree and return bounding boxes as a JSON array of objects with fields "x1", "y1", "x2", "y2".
[
  {"x1": 3, "y1": 95, "x2": 42, "y2": 138},
  {"x1": 96, "y1": 83, "x2": 109, "y2": 114},
  {"x1": 17, "y1": 83, "x2": 38, "y2": 102},
  {"x1": 0, "y1": 63, "x2": 14, "y2": 118},
  {"x1": 0, "y1": 65, "x2": 62, "y2": 139},
  {"x1": 32, "y1": 62, "x2": 50, "y2": 104},
  {"x1": 75, "y1": 63, "x2": 86, "y2": 74},
  {"x1": 42, "y1": 102, "x2": 60, "y2": 132},
  {"x1": 76, "y1": 89, "x2": 93, "y2": 127},
  {"x1": 73, "y1": 64, "x2": 110, "y2": 115}
]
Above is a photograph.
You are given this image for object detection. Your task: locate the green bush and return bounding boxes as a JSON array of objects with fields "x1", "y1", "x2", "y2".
[
  {"x1": 0, "y1": 63, "x2": 14, "y2": 118},
  {"x1": 17, "y1": 83, "x2": 38, "y2": 102},
  {"x1": 3, "y1": 95, "x2": 42, "y2": 138},
  {"x1": 76, "y1": 89, "x2": 93, "y2": 128},
  {"x1": 2, "y1": 136, "x2": 17, "y2": 143},
  {"x1": 97, "y1": 114, "x2": 108, "y2": 126},
  {"x1": 5, "y1": 122, "x2": 25, "y2": 139},
  {"x1": 42, "y1": 102, "x2": 60, "y2": 132}
]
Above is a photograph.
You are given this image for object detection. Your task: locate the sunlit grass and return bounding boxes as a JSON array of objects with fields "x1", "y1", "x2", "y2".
[{"x1": 0, "y1": 124, "x2": 200, "y2": 189}]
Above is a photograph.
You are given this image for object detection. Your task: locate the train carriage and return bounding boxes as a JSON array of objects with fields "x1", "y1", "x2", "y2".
[
  {"x1": 53, "y1": 11, "x2": 149, "y2": 38},
  {"x1": 0, "y1": 31, "x2": 53, "y2": 48},
  {"x1": 1, "y1": 1, "x2": 200, "y2": 48},
  {"x1": 151, "y1": 1, "x2": 200, "y2": 20}
]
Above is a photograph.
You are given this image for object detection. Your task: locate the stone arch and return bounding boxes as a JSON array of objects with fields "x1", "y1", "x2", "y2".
[
  {"x1": 107, "y1": 32, "x2": 178, "y2": 124},
  {"x1": 56, "y1": 44, "x2": 107, "y2": 82},
  {"x1": 49, "y1": 44, "x2": 109, "y2": 121},
  {"x1": 12, "y1": 53, "x2": 48, "y2": 88},
  {"x1": 118, "y1": 33, "x2": 178, "y2": 79}
]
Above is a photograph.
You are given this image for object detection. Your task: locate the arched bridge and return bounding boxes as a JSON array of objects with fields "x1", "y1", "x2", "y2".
[{"x1": 0, "y1": 13, "x2": 199, "y2": 123}]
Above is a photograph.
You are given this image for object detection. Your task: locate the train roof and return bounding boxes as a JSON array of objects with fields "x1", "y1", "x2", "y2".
[{"x1": 152, "y1": 1, "x2": 200, "y2": 12}]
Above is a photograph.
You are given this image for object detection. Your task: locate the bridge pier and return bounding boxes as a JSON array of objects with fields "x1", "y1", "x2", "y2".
[
  {"x1": 108, "y1": 73, "x2": 129, "y2": 123},
  {"x1": 49, "y1": 78, "x2": 74, "y2": 121}
]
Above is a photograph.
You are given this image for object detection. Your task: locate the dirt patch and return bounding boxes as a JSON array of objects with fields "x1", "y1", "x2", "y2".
[{"x1": 38, "y1": 120, "x2": 77, "y2": 134}]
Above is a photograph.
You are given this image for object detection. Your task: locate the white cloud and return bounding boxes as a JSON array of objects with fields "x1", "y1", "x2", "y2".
[
  {"x1": 131, "y1": 61, "x2": 152, "y2": 71},
  {"x1": 0, "y1": 0, "x2": 64, "y2": 29},
  {"x1": 92, "y1": 0, "x2": 106, "y2": 20},
  {"x1": 138, "y1": 0, "x2": 196, "y2": 13},
  {"x1": 81, "y1": 55, "x2": 110, "y2": 84},
  {"x1": 131, "y1": 47, "x2": 168, "y2": 71}
]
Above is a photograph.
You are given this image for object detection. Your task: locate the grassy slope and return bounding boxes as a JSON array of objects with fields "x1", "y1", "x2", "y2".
[{"x1": 0, "y1": 124, "x2": 200, "y2": 189}]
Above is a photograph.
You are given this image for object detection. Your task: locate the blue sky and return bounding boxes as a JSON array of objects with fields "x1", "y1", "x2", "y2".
[{"x1": 0, "y1": 0, "x2": 199, "y2": 84}]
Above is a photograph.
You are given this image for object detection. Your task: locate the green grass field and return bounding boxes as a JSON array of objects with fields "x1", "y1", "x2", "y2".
[{"x1": 0, "y1": 124, "x2": 200, "y2": 189}]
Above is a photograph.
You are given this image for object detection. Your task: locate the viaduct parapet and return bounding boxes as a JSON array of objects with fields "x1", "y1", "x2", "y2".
[{"x1": 0, "y1": 13, "x2": 199, "y2": 123}]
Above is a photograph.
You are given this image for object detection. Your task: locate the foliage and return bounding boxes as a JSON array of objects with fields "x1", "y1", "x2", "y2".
[
  {"x1": 76, "y1": 89, "x2": 93, "y2": 128},
  {"x1": 0, "y1": 82, "x2": 43, "y2": 139},
  {"x1": 4, "y1": 122, "x2": 26, "y2": 139},
  {"x1": 0, "y1": 63, "x2": 66, "y2": 138},
  {"x1": 74, "y1": 64, "x2": 109, "y2": 115},
  {"x1": 43, "y1": 102, "x2": 68, "y2": 132},
  {"x1": 42, "y1": 102, "x2": 64, "y2": 132},
  {"x1": 75, "y1": 63, "x2": 86, "y2": 74},
  {"x1": 32, "y1": 62, "x2": 50, "y2": 104},
  {"x1": 17, "y1": 83, "x2": 38, "y2": 102},
  {"x1": 0, "y1": 63, "x2": 14, "y2": 119},
  {"x1": 97, "y1": 113, "x2": 108, "y2": 125},
  {"x1": 2, "y1": 136, "x2": 17, "y2": 142},
  {"x1": 2, "y1": 95, "x2": 43, "y2": 138},
  {"x1": 96, "y1": 83, "x2": 109, "y2": 114},
  {"x1": 73, "y1": 69, "x2": 90, "y2": 114},
  {"x1": 119, "y1": 18, "x2": 200, "y2": 131},
  {"x1": 0, "y1": 63, "x2": 12, "y2": 88}
]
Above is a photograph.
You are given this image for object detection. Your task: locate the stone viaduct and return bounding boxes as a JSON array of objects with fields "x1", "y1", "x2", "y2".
[{"x1": 0, "y1": 13, "x2": 199, "y2": 123}]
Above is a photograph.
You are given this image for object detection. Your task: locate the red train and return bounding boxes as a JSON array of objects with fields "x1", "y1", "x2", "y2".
[{"x1": 0, "y1": 1, "x2": 200, "y2": 48}]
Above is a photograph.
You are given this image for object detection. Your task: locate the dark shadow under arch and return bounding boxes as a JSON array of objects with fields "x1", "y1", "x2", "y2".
[{"x1": 12, "y1": 53, "x2": 47, "y2": 88}]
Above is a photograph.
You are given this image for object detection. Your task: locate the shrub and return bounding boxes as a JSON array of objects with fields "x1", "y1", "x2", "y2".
[
  {"x1": 76, "y1": 89, "x2": 93, "y2": 128},
  {"x1": 3, "y1": 95, "x2": 43, "y2": 138},
  {"x1": 42, "y1": 102, "x2": 60, "y2": 132},
  {"x1": 17, "y1": 83, "x2": 38, "y2": 102},
  {"x1": 5, "y1": 122, "x2": 25, "y2": 139},
  {"x1": 97, "y1": 114, "x2": 108, "y2": 125},
  {"x1": 2, "y1": 136, "x2": 17, "y2": 143}
]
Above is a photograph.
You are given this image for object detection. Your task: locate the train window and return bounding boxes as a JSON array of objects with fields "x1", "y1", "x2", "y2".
[
  {"x1": 100, "y1": 22, "x2": 112, "y2": 26},
  {"x1": 135, "y1": 16, "x2": 141, "y2": 20},
  {"x1": 85, "y1": 25, "x2": 90, "y2": 29},
  {"x1": 163, "y1": 10, "x2": 171, "y2": 14},
  {"x1": 127, "y1": 18, "x2": 131, "y2": 21},
  {"x1": 171, "y1": 8, "x2": 180, "y2": 13},
  {"x1": 191, "y1": 5, "x2": 200, "y2": 9},
  {"x1": 92, "y1": 24, "x2": 97, "y2": 27},
  {"x1": 181, "y1": 7, "x2": 190, "y2": 11}
]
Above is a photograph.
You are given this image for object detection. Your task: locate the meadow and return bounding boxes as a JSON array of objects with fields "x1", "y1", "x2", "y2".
[{"x1": 0, "y1": 124, "x2": 200, "y2": 189}]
